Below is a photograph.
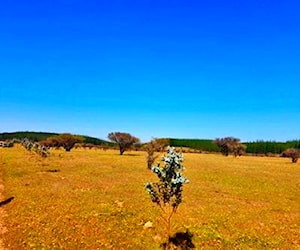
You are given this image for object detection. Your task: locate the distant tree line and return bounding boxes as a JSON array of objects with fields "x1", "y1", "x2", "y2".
[
  {"x1": 244, "y1": 140, "x2": 300, "y2": 155},
  {"x1": 169, "y1": 139, "x2": 219, "y2": 152},
  {"x1": 169, "y1": 138, "x2": 300, "y2": 155},
  {"x1": 1, "y1": 132, "x2": 299, "y2": 156}
]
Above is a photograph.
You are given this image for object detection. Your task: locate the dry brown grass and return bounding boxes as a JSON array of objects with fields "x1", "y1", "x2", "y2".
[{"x1": 1, "y1": 145, "x2": 300, "y2": 249}]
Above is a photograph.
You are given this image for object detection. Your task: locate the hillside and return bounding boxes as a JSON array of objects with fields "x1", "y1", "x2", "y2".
[{"x1": 0, "y1": 131, "x2": 111, "y2": 145}]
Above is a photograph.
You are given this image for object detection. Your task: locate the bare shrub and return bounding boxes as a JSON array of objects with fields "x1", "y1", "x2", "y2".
[
  {"x1": 282, "y1": 148, "x2": 300, "y2": 163},
  {"x1": 143, "y1": 138, "x2": 169, "y2": 169}
]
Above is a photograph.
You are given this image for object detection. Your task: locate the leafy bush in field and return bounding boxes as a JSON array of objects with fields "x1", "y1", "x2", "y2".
[
  {"x1": 0, "y1": 140, "x2": 15, "y2": 148},
  {"x1": 144, "y1": 139, "x2": 159, "y2": 169},
  {"x1": 39, "y1": 133, "x2": 84, "y2": 152},
  {"x1": 21, "y1": 138, "x2": 49, "y2": 157},
  {"x1": 145, "y1": 147, "x2": 189, "y2": 247},
  {"x1": 214, "y1": 137, "x2": 246, "y2": 156},
  {"x1": 143, "y1": 138, "x2": 169, "y2": 169},
  {"x1": 282, "y1": 148, "x2": 300, "y2": 163},
  {"x1": 57, "y1": 133, "x2": 84, "y2": 151}
]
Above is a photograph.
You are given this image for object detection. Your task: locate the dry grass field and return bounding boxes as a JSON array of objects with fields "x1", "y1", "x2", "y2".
[{"x1": 1, "y1": 145, "x2": 300, "y2": 249}]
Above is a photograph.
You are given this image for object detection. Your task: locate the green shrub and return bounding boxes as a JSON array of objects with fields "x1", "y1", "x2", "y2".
[{"x1": 145, "y1": 147, "x2": 189, "y2": 247}]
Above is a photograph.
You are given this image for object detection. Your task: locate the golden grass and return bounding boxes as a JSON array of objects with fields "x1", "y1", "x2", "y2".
[{"x1": 1, "y1": 145, "x2": 300, "y2": 249}]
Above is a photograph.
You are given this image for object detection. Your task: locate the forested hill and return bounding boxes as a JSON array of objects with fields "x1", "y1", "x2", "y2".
[{"x1": 0, "y1": 131, "x2": 110, "y2": 145}]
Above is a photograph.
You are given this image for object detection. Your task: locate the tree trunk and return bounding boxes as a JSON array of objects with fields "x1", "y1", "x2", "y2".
[{"x1": 120, "y1": 147, "x2": 125, "y2": 155}]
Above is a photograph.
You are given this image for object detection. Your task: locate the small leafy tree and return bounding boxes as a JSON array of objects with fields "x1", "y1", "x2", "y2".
[
  {"x1": 214, "y1": 137, "x2": 246, "y2": 156},
  {"x1": 40, "y1": 133, "x2": 84, "y2": 152},
  {"x1": 145, "y1": 147, "x2": 189, "y2": 246},
  {"x1": 58, "y1": 133, "x2": 84, "y2": 151},
  {"x1": 282, "y1": 148, "x2": 300, "y2": 163},
  {"x1": 107, "y1": 132, "x2": 140, "y2": 155},
  {"x1": 144, "y1": 138, "x2": 169, "y2": 169},
  {"x1": 40, "y1": 136, "x2": 61, "y2": 149},
  {"x1": 232, "y1": 143, "x2": 247, "y2": 157}
]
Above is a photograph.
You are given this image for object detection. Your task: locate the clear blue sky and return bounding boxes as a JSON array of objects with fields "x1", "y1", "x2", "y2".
[{"x1": 0, "y1": 0, "x2": 299, "y2": 142}]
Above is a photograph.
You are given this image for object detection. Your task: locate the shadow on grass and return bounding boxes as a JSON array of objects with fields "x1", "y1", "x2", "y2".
[
  {"x1": 0, "y1": 197, "x2": 14, "y2": 207},
  {"x1": 161, "y1": 229, "x2": 195, "y2": 250},
  {"x1": 46, "y1": 169, "x2": 60, "y2": 173},
  {"x1": 125, "y1": 153, "x2": 141, "y2": 156}
]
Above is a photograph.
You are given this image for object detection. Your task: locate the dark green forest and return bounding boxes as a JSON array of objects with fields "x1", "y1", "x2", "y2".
[
  {"x1": 169, "y1": 138, "x2": 300, "y2": 155},
  {"x1": 169, "y1": 138, "x2": 219, "y2": 152},
  {"x1": 244, "y1": 140, "x2": 300, "y2": 155}
]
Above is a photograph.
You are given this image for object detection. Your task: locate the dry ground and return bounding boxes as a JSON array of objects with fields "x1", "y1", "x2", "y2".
[
  {"x1": 0, "y1": 148, "x2": 8, "y2": 250},
  {"x1": 1, "y1": 145, "x2": 300, "y2": 249}
]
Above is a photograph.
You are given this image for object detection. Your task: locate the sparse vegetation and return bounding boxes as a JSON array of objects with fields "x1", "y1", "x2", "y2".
[{"x1": 1, "y1": 141, "x2": 300, "y2": 249}]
